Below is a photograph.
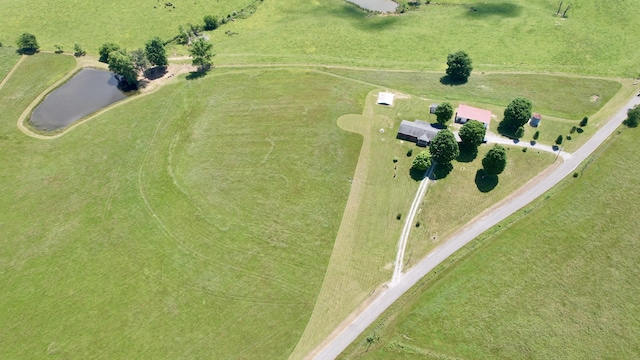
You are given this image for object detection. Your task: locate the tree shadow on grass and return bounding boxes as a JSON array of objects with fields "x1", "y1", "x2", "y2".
[
  {"x1": 144, "y1": 66, "x2": 168, "y2": 80},
  {"x1": 475, "y1": 169, "x2": 498, "y2": 192},
  {"x1": 439, "y1": 75, "x2": 468, "y2": 86},
  {"x1": 186, "y1": 71, "x2": 207, "y2": 80},
  {"x1": 465, "y1": 2, "x2": 523, "y2": 18},
  {"x1": 16, "y1": 49, "x2": 38, "y2": 55},
  {"x1": 457, "y1": 145, "x2": 478, "y2": 163},
  {"x1": 496, "y1": 121, "x2": 521, "y2": 140},
  {"x1": 410, "y1": 168, "x2": 427, "y2": 181},
  {"x1": 429, "y1": 162, "x2": 453, "y2": 180}
]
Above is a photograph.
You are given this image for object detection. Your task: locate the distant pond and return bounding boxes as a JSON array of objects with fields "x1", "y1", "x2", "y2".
[
  {"x1": 347, "y1": 0, "x2": 398, "y2": 12},
  {"x1": 30, "y1": 68, "x2": 132, "y2": 131}
]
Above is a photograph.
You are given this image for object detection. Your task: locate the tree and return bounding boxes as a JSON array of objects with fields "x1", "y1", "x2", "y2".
[
  {"x1": 108, "y1": 51, "x2": 138, "y2": 89},
  {"x1": 204, "y1": 15, "x2": 219, "y2": 30},
  {"x1": 434, "y1": 102, "x2": 453, "y2": 126},
  {"x1": 580, "y1": 116, "x2": 588, "y2": 127},
  {"x1": 482, "y1": 145, "x2": 507, "y2": 176},
  {"x1": 446, "y1": 51, "x2": 473, "y2": 82},
  {"x1": 429, "y1": 129, "x2": 459, "y2": 164},
  {"x1": 145, "y1": 37, "x2": 168, "y2": 67},
  {"x1": 189, "y1": 38, "x2": 214, "y2": 70},
  {"x1": 411, "y1": 151, "x2": 432, "y2": 171},
  {"x1": 623, "y1": 105, "x2": 640, "y2": 128},
  {"x1": 515, "y1": 126, "x2": 525, "y2": 138},
  {"x1": 459, "y1": 120, "x2": 486, "y2": 149},
  {"x1": 533, "y1": 130, "x2": 540, "y2": 140},
  {"x1": 54, "y1": 44, "x2": 63, "y2": 53},
  {"x1": 130, "y1": 49, "x2": 150, "y2": 73},
  {"x1": 502, "y1": 97, "x2": 533, "y2": 130},
  {"x1": 73, "y1": 43, "x2": 86, "y2": 56},
  {"x1": 16, "y1": 33, "x2": 39, "y2": 53},
  {"x1": 555, "y1": 135, "x2": 564, "y2": 145},
  {"x1": 99, "y1": 42, "x2": 122, "y2": 63}
]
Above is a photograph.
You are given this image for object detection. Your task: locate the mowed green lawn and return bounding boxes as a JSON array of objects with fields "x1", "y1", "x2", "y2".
[
  {"x1": 0, "y1": 0, "x2": 255, "y2": 52},
  {"x1": 340, "y1": 127, "x2": 640, "y2": 359},
  {"x1": 0, "y1": 47, "x2": 20, "y2": 81},
  {"x1": 0, "y1": 54, "x2": 372, "y2": 358},
  {"x1": 211, "y1": 0, "x2": 640, "y2": 76}
]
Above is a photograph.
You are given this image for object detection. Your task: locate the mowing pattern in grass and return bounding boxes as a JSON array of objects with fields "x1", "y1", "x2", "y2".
[
  {"x1": 340, "y1": 128, "x2": 640, "y2": 359},
  {"x1": 210, "y1": 0, "x2": 640, "y2": 76},
  {"x1": 0, "y1": 55, "x2": 371, "y2": 358},
  {"x1": 0, "y1": 47, "x2": 20, "y2": 82},
  {"x1": 0, "y1": 0, "x2": 254, "y2": 52}
]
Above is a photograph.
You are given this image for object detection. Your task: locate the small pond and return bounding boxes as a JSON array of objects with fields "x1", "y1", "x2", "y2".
[
  {"x1": 347, "y1": 0, "x2": 398, "y2": 13},
  {"x1": 30, "y1": 68, "x2": 131, "y2": 131}
]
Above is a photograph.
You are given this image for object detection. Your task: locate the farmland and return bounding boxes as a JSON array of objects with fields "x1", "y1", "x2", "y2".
[{"x1": 1, "y1": 0, "x2": 639, "y2": 358}]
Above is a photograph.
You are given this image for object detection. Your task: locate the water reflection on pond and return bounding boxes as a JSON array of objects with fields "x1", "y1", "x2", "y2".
[
  {"x1": 347, "y1": 0, "x2": 398, "y2": 12},
  {"x1": 30, "y1": 68, "x2": 131, "y2": 131}
]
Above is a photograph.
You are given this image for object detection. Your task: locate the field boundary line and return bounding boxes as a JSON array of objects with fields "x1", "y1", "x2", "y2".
[{"x1": 0, "y1": 55, "x2": 25, "y2": 93}]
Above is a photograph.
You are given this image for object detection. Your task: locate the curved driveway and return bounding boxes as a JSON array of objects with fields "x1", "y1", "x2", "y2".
[{"x1": 313, "y1": 94, "x2": 640, "y2": 360}]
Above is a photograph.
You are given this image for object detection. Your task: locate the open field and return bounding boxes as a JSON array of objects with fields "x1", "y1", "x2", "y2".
[
  {"x1": 0, "y1": 54, "x2": 373, "y2": 358},
  {"x1": 2, "y1": 1, "x2": 640, "y2": 77},
  {"x1": 0, "y1": 0, "x2": 255, "y2": 53},
  {"x1": 0, "y1": 47, "x2": 21, "y2": 81},
  {"x1": 339, "y1": 126, "x2": 640, "y2": 359},
  {"x1": 209, "y1": 0, "x2": 640, "y2": 76}
]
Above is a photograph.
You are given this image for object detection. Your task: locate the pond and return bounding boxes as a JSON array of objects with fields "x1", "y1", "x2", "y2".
[
  {"x1": 30, "y1": 68, "x2": 131, "y2": 131},
  {"x1": 347, "y1": 0, "x2": 398, "y2": 12}
]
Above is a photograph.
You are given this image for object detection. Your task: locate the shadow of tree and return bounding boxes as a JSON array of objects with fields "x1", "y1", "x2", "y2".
[
  {"x1": 475, "y1": 169, "x2": 498, "y2": 192},
  {"x1": 465, "y1": 2, "x2": 523, "y2": 18},
  {"x1": 144, "y1": 66, "x2": 168, "y2": 80},
  {"x1": 186, "y1": 71, "x2": 207, "y2": 80},
  {"x1": 429, "y1": 162, "x2": 453, "y2": 180},
  {"x1": 410, "y1": 167, "x2": 427, "y2": 181},
  {"x1": 457, "y1": 145, "x2": 478, "y2": 163},
  {"x1": 16, "y1": 49, "x2": 38, "y2": 55},
  {"x1": 439, "y1": 75, "x2": 468, "y2": 86}
]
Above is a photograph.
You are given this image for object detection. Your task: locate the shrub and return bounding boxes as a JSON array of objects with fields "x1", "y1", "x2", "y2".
[
  {"x1": 73, "y1": 43, "x2": 86, "y2": 56},
  {"x1": 392, "y1": 157, "x2": 398, "y2": 163},
  {"x1": 54, "y1": 44, "x2": 63, "y2": 53},
  {"x1": 580, "y1": 116, "x2": 588, "y2": 127},
  {"x1": 415, "y1": 221, "x2": 421, "y2": 228},
  {"x1": 515, "y1": 126, "x2": 525, "y2": 138},
  {"x1": 204, "y1": 15, "x2": 219, "y2": 30},
  {"x1": 406, "y1": 149, "x2": 413, "y2": 157},
  {"x1": 573, "y1": 172, "x2": 579, "y2": 178},
  {"x1": 522, "y1": 147, "x2": 527, "y2": 152},
  {"x1": 396, "y1": 213, "x2": 402, "y2": 220},
  {"x1": 533, "y1": 130, "x2": 540, "y2": 140},
  {"x1": 570, "y1": 126, "x2": 577, "y2": 134},
  {"x1": 555, "y1": 135, "x2": 564, "y2": 145}
]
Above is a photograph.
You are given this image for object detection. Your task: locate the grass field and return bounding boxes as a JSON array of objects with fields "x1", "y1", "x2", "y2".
[
  {"x1": 209, "y1": 0, "x2": 640, "y2": 76},
  {"x1": 2, "y1": 1, "x2": 640, "y2": 76},
  {"x1": 0, "y1": 54, "x2": 373, "y2": 358},
  {"x1": 340, "y1": 126, "x2": 640, "y2": 359},
  {"x1": 0, "y1": 47, "x2": 20, "y2": 82},
  {"x1": 0, "y1": 0, "x2": 255, "y2": 53}
]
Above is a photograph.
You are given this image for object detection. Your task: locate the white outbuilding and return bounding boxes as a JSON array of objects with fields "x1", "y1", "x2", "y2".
[{"x1": 376, "y1": 92, "x2": 395, "y2": 106}]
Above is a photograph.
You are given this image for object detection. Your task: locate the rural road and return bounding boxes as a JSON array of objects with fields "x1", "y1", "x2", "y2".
[{"x1": 312, "y1": 93, "x2": 640, "y2": 360}]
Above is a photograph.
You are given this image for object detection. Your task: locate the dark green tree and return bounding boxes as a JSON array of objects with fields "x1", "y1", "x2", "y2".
[
  {"x1": 515, "y1": 126, "x2": 525, "y2": 138},
  {"x1": 482, "y1": 145, "x2": 507, "y2": 176},
  {"x1": 189, "y1": 38, "x2": 214, "y2": 70},
  {"x1": 411, "y1": 151, "x2": 432, "y2": 171},
  {"x1": 434, "y1": 102, "x2": 453, "y2": 126},
  {"x1": 99, "y1": 42, "x2": 122, "y2": 63},
  {"x1": 446, "y1": 51, "x2": 473, "y2": 82},
  {"x1": 16, "y1": 33, "x2": 39, "y2": 53},
  {"x1": 429, "y1": 129, "x2": 459, "y2": 164},
  {"x1": 533, "y1": 130, "x2": 540, "y2": 140},
  {"x1": 130, "y1": 49, "x2": 150, "y2": 73},
  {"x1": 502, "y1": 97, "x2": 533, "y2": 130},
  {"x1": 108, "y1": 51, "x2": 138, "y2": 89},
  {"x1": 459, "y1": 120, "x2": 486, "y2": 149},
  {"x1": 204, "y1": 15, "x2": 219, "y2": 30},
  {"x1": 580, "y1": 116, "x2": 588, "y2": 127},
  {"x1": 623, "y1": 105, "x2": 640, "y2": 128},
  {"x1": 555, "y1": 135, "x2": 564, "y2": 145},
  {"x1": 145, "y1": 37, "x2": 168, "y2": 67}
]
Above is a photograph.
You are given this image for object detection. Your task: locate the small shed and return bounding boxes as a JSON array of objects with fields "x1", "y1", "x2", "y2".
[
  {"x1": 397, "y1": 120, "x2": 441, "y2": 147},
  {"x1": 430, "y1": 104, "x2": 439, "y2": 114},
  {"x1": 455, "y1": 104, "x2": 492, "y2": 129},
  {"x1": 530, "y1": 113, "x2": 542, "y2": 127},
  {"x1": 377, "y1": 92, "x2": 395, "y2": 106}
]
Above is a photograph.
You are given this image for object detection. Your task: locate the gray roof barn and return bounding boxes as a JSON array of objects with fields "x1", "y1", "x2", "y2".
[{"x1": 397, "y1": 120, "x2": 441, "y2": 146}]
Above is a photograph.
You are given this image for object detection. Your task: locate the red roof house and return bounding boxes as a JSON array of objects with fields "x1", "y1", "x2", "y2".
[{"x1": 455, "y1": 104, "x2": 492, "y2": 129}]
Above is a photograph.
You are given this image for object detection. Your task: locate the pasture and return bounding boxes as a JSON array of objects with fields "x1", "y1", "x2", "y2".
[
  {"x1": 340, "y1": 127, "x2": 640, "y2": 359},
  {"x1": 0, "y1": 54, "x2": 371, "y2": 358}
]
